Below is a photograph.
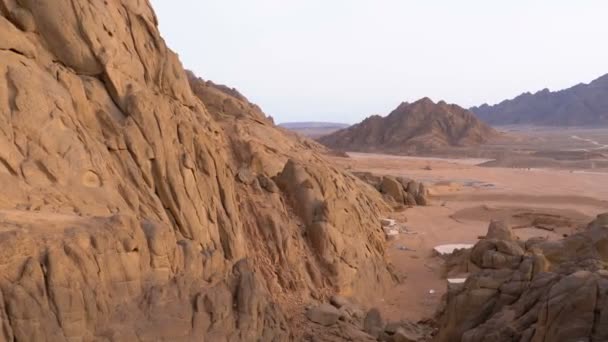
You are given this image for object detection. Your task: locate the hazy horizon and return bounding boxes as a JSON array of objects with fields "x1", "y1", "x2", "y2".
[{"x1": 151, "y1": 1, "x2": 608, "y2": 124}]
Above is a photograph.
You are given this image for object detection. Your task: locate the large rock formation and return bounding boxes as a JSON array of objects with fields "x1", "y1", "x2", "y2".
[
  {"x1": 0, "y1": 1, "x2": 394, "y2": 340},
  {"x1": 471, "y1": 74, "x2": 608, "y2": 126},
  {"x1": 318, "y1": 98, "x2": 497, "y2": 154},
  {"x1": 436, "y1": 214, "x2": 608, "y2": 342}
]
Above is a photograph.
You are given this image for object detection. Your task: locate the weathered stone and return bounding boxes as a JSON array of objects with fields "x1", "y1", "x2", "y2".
[
  {"x1": 363, "y1": 308, "x2": 384, "y2": 338},
  {"x1": 380, "y1": 176, "x2": 405, "y2": 203},
  {"x1": 237, "y1": 167, "x2": 256, "y2": 184},
  {"x1": 436, "y1": 214, "x2": 608, "y2": 342},
  {"x1": 307, "y1": 304, "x2": 341, "y2": 326},
  {"x1": 405, "y1": 193, "x2": 417, "y2": 206},
  {"x1": 406, "y1": 181, "x2": 420, "y2": 196},
  {"x1": 393, "y1": 328, "x2": 418, "y2": 342},
  {"x1": 258, "y1": 174, "x2": 279, "y2": 193},
  {"x1": 330, "y1": 295, "x2": 350, "y2": 309},
  {"x1": 486, "y1": 220, "x2": 514, "y2": 241},
  {"x1": 415, "y1": 193, "x2": 428, "y2": 206},
  {"x1": 0, "y1": 0, "x2": 395, "y2": 340}
]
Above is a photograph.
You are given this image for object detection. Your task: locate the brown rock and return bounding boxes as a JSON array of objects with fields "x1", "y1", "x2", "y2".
[
  {"x1": 414, "y1": 193, "x2": 428, "y2": 206},
  {"x1": 363, "y1": 308, "x2": 384, "y2": 338},
  {"x1": 330, "y1": 295, "x2": 350, "y2": 309},
  {"x1": 405, "y1": 193, "x2": 417, "y2": 206},
  {"x1": 406, "y1": 181, "x2": 420, "y2": 196},
  {"x1": 307, "y1": 304, "x2": 341, "y2": 326},
  {"x1": 258, "y1": 174, "x2": 279, "y2": 193},
  {"x1": 393, "y1": 328, "x2": 418, "y2": 342},
  {"x1": 486, "y1": 220, "x2": 514, "y2": 241},
  {"x1": 380, "y1": 176, "x2": 405, "y2": 203},
  {"x1": 0, "y1": 0, "x2": 394, "y2": 340},
  {"x1": 236, "y1": 167, "x2": 256, "y2": 184},
  {"x1": 436, "y1": 213, "x2": 608, "y2": 342}
]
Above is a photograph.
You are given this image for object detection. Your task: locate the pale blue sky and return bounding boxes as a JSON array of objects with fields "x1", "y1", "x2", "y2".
[{"x1": 151, "y1": 1, "x2": 608, "y2": 123}]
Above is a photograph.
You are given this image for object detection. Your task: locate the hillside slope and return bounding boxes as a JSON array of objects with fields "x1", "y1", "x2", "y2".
[
  {"x1": 0, "y1": 1, "x2": 393, "y2": 340},
  {"x1": 471, "y1": 74, "x2": 608, "y2": 126},
  {"x1": 319, "y1": 98, "x2": 497, "y2": 154}
]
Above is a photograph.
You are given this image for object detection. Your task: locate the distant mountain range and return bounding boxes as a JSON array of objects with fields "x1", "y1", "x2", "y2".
[
  {"x1": 279, "y1": 122, "x2": 349, "y2": 138},
  {"x1": 318, "y1": 98, "x2": 498, "y2": 154},
  {"x1": 471, "y1": 74, "x2": 608, "y2": 126}
]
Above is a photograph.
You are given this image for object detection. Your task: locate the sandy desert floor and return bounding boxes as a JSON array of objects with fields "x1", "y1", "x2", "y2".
[{"x1": 329, "y1": 151, "x2": 608, "y2": 322}]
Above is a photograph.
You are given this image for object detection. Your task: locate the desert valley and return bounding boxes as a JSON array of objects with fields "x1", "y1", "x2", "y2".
[{"x1": 0, "y1": 1, "x2": 607, "y2": 341}]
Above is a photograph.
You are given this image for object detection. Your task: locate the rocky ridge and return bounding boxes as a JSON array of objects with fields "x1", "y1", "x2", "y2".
[
  {"x1": 318, "y1": 98, "x2": 498, "y2": 154},
  {"x1": 0, "y1": 1, "x2": 395, "y2": 340},
  {"x1": 471, "y1": 73, "x2": 608, "y2": 126}
]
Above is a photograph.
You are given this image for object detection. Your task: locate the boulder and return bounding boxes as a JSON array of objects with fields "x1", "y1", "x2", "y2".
[
  {"x1": 258, "y1": 174, "x2": 279, "y2": 193},
  {"x1": 393, "y1": 328, "x2": 418, "y2": 342},
  {"x1": 396, "y1": 177, "x2": 411, "y2": 190},
  {"x1": 363, "y1": 308, "x2": 384, "y2": 338},
  {"x1": 237, "y1": 167, "x2": 256, "y2": 184},
  {"x1": 406, "y1": 181, "x2": 420, "y2": 196},
  {"x1": 405, "y1": 193, "x2": 417, "y2": 206},
  {"x1": 329, "y1": 295, "x2": 350, "y2": 309},
  {"x1": 306, "y1": 304, "x2": 341, "y2": 326},
  {"x1": 415, "y1": 194, "x2": 428, "y2": 206},
  {"x1": 380, "y1": 176, "x2": 405, "y2": 203},
  {"x1": 486, "y1": 220, "x2": 514, "y2": 241}
]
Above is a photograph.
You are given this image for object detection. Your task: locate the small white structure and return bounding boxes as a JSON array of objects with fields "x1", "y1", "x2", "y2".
[
  {"x1": 447, "y1": 278, "x2": 467, "y2": 284},
  {"x1": 433, "y1": 244, "x2": 474, "y2": 256}
]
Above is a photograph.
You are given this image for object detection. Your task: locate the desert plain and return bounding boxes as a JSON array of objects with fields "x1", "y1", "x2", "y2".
[{"x1": 328, "y1": 126, "x2": 608, "y2": 322}]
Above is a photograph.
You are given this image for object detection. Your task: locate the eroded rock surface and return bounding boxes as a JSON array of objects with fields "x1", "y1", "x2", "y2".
[
  {"x1": 436, "y1": 214, "x2": 608, "y2": 342},
  {"x1": 0, "y1": 1, "x2": 394, "y2": 340}
]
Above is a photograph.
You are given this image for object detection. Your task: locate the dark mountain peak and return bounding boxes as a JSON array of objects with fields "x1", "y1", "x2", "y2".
[{"x1": 471, "y1": 73, "x2": 608, "y2": 126}]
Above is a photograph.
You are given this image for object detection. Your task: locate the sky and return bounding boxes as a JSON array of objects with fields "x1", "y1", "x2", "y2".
[{"x1": 150, "y1": 1, "x2": 608, "y2": 124}]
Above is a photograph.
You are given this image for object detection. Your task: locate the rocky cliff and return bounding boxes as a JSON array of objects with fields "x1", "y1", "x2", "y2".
[
  {"x1": 471, "y1": 74, "x2": 608, "y2": 126},
  {"x1": 318, "y1": 98, "x2": 497, "y2": 154},
  {"x1": 0, "y1": 1, "x2": 394, "y2": 340}
]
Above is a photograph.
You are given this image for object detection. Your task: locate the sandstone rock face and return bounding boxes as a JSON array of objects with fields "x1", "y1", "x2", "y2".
[
  {"x1": 436, "y1": 214, "x2": 608, "y2": 342},
  {"x1": 0, "y1": 1, "x2": 393, "y2": 340},
  {"x1": 319, "y1": 98, "x2": 498, "y2": 154}
]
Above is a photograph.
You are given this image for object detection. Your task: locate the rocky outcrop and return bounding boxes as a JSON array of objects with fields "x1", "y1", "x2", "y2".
[
  {"x1": 471, "y1": 74, "x2": 608, "y2": 126},
  {"x1": 303, "y1": 296, "x2": 434, "y2": 341},
  {"x1": 0, "y1": 1, "x2": 394, "y2": 340},
  {"x1": 436, "y1": 214, "x2": 608, "y2": 342},
  {"x1": 354, "y1": 173, "x2": 429, "y2": 207},
  {"x1": 319, "y1": 98, "x2": 498, "y2": 154}
]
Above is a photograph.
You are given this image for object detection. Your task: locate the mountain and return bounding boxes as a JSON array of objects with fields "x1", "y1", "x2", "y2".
[
  {"x1": 0, "y1": 2, "x2": 393, "y2": 340},
  {"x1": 318, "y1": 98, "x2": 498, "y2": 153},
  {"x1": 471, "y1": 74, "x2": 608, "y2": 126},
  {"x1": 279, "y1": 122, "x2": 350, "y2": 138}
]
